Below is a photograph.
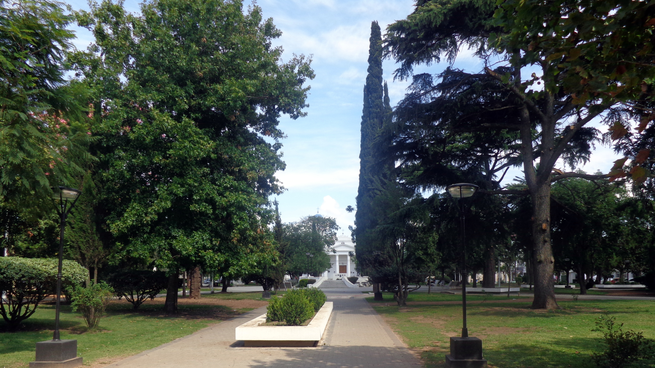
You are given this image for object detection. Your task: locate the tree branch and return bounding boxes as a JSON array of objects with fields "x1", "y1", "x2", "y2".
[
  {"x1": 485, "y1": 67, "x2": 549, "y2": 123},
  {"x1": 549, "y1": 172, "x2": 608, "y2": 184}
]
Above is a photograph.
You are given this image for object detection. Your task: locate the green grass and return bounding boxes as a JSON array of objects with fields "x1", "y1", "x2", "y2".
[
  {"x1": 369, "y1": 292, "x2": 655, "y2": 368},
  {"x1": 0, "y1": 293, "x2": 266, "y2": 368}
]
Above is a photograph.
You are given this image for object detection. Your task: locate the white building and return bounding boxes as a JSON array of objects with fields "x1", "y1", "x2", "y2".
[{"x1": 322, "y1": 234, "x2": 358, "y2": 280}]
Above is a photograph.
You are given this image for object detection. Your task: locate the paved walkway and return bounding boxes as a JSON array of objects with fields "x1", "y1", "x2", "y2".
[{"x1": 105, "y1": 288, "x2": 423, "y2": 368}]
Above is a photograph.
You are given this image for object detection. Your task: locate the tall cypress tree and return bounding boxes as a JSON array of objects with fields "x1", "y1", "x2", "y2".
[{"x1": 355, "y1": 21, "x2": 386, "y2": 297}]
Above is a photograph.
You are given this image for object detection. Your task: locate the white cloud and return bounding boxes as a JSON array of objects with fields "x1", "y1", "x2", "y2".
[
  {"x1": 337, "y1": 67, "x2": 365, "y2": 85},
  {"x1": 319, "y1": 195, "x2": 355, "y2": 231},
  {"x1": 277, "y1": 166, "x2": 359, "y2": 190}
]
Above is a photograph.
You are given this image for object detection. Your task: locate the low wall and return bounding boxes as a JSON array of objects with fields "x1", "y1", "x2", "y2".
[{"x1": 235, "y1": 302, "x2": 333, "y2": 347}]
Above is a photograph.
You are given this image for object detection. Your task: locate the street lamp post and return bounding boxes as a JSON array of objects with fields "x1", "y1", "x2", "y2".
[
  {"x1": 445, "y1": 183, "x2": 486, "y2": 368},
  {"x1": 305, "y1": 252, "x2": 313, "y2": 277},
  {"x1": 32, "y1": 186, "x2": 83, "y2": 368}
]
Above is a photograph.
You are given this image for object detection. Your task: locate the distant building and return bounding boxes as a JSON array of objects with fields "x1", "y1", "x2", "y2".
[{"x1": 322, "y1": 233, "x2": 358, "y2": 280}]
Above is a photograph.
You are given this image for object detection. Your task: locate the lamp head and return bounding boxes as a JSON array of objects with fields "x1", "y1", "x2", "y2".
[
  {"x1": 54, "y1": 186, "x2": 82, "y2": 200},
  {"x1": 446, "y1": 183, "x2": 479, "y2": 199}
]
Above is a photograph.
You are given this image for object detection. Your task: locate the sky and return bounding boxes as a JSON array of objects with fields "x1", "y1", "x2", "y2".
[{"x1": 64, "y1": 0, "x2": 620, "y2": 232}]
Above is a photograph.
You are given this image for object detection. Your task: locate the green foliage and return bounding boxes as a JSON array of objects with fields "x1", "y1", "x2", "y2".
[
  {"x1": 106, "y1": 270, "x2": 168, "y2": 310},
  {"x1": 592, "y1": 315, "x2": 655, "y2": 368},
  {"x1": 0, "y1": 0, "x2": 93, "y2": 219},
  {"x1": 282, "y1": 215, "x2": 336, "y2": 277},
  {"x1": 0, "y1": 257, "x2": 87, "y2": 328},
  {"x1": 300, "y1": 288, "x2": 326, "y2": 312},
  {"x1": 66, "y1": 172, "x2": 110, "y2": 284},
  {"x1": 266, "y1": 296, "x2": 283, "y2": 322},
  {"x1": 69, "y1": 281, "x2": 114, "y2": 329},
  {"x1": 73, "y1": 0, "x2": 313, "y2": 310},
  {"x1": 356, "y1": 21, "x2": 394, "y2": 279},
  {"x1": 265, "y1": 289, "x2": 323, "y2": 325},
  {"x1": 279, "y1": 289, "x2": 314, "y2": 326},
  {"x1": 297, "y1": 279, "x2": 309, "y2": 288}
]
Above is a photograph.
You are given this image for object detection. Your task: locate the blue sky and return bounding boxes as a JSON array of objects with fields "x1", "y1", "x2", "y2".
[{"x1": 64, "y1": 0, "x2": 619, "y2": 231}]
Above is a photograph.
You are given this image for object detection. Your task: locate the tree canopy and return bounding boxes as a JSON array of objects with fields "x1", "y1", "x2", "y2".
[
  {"x1": 72, "y1": 0, "x2": 314, "y2": 311},
  {"x1": 385, "y1": 0, "x2": 655, "y2": 309}
]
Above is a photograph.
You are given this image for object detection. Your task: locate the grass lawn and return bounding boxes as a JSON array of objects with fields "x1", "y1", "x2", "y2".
[
  {"x1": 0, "y1": 292, "x2": 268, "y2": 368},
  {"x1": 369, "y1": 292, "x2": 655, "y2": 368}
]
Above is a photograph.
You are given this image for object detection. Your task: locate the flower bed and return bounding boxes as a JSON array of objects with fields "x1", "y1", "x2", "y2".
[{"x1": 234, "y1": 302, "x2": 333, "y2": 347}]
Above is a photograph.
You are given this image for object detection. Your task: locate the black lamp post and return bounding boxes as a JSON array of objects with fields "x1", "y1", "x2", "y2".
[
  {"x1": 32, "y1": 186, "x2": 83, "y2": 368},
  {"x1": 305, "y1": 252, "x2": 313, "y2": 276},
  {"x1": 445, "y1": 183, "x2": 486, "y2": 368},
  {"x1": 447, "y1": 183, "x2": 477, "y2": 338},
  {"x1": 53, "y1": 186, "x2": 81, "y2": 340}
]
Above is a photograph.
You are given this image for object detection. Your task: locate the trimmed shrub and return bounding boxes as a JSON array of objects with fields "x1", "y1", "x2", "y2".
[
  {"x1": 298, "y1": 279, "x2": 309, "y2": 288},
  {"x1": 69, "y1": 282, "x2": 114, "y2": 329},
  {"x1": 266, "y1": 296, "x2": 284, "y2": 322},
  {"x1": 0, "y1": 257, "x2": 86, "y2": 329},
  {"x1": 280, "y1": 290, "x2": 314, "y2": 326},
  {"x1": 301, "y1": 288, "x2": 326, "y2": 312},
  {"x1": 347, "y1": 276, "x2": 358, "y2": 284},
  {"x1": 107, "y1": 270, "x2": 168, "y2": 309}
]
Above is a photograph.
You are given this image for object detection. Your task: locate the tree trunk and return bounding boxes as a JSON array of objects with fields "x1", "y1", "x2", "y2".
[
  {"x1": 164, "y1": 271, "x2": 178, "y2": 313},
  {"x1": 530, "y1": 183, "x2": 559, "y2": 309},
  {"x1": 373, "y1": 282, "x2": 383, "y2": 301},
  {"x1": 189, "y1": 266, "x2": 201, "y2": 299},
  {"x1": 182, "y1": 271, "x2": 187, "y2": 297},
  {"x1": 483, "y1": 247, "x2": 496, "y2": 288},
  {"x1": 221, "y1": 277, "x2": 229, "y2": 293}
]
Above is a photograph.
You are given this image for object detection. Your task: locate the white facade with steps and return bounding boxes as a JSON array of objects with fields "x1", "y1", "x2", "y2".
[{"x1": 323, "y1": 234, "x2": 358, "y2": 280}]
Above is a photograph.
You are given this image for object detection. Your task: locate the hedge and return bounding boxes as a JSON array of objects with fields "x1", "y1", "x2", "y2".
[
  {"x1": 0, "y1": 257, "x2": 87, "y2": 328},
  {"x1": 266, "y1": 289, "x2": 326, "y2": 326}
]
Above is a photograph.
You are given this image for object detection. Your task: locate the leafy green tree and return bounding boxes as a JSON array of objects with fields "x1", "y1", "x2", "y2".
[
  {"x1": 66, "y1": 172, "x2": 109, "y2": 285},
  {"x1": 385, "y1": 0, "x2": 655, "y2": 309},
  {"x1": 1, "y1": 0, "x2": 93, "y2": 257},
  {"x1": 283, "y1": 215, "x2": 337, "y2": 277},
  {"x1": 74, "y1": 0, "x2": 313, "y2": 312},
  {"x1": 550, "y1": 173, "x2": 652, "y2": 294}
]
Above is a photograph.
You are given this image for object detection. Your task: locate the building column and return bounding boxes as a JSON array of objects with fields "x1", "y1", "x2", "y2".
[
  {"x1": 346, "y1": 253, "x2": 351, "y2": 276},
  {"x1": 335, "y1": 253, "x2": 339, "y2": 277}
]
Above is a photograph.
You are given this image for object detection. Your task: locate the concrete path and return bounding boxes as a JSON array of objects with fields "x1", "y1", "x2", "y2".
[{"x1": 104, "y1": 288, "x2": 422, "y2": 368}]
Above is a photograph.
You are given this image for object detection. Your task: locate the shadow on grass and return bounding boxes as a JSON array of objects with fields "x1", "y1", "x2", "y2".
[
  {"x1": 419, "y1": 336, "x2": 602, "y2": 368},
  {"x1": 105, "y1": 302, "x2": 241, "y2": 321}
]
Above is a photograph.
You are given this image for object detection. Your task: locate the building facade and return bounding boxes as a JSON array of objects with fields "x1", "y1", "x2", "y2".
[{"x1": 322, "y1": 234, "x2": 358, "y2": 280}]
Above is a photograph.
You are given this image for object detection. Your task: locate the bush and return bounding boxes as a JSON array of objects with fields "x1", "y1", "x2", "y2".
[
  {"x1": 69, "y1": 282, "x2": 114, "y2": 329},
  {"x1": 347, "y1": 276, "x2": 358, "y2": 284},
  {"x1": 265, "y1": 289, "x2": 320, "y2": 325},
  {"x1": 266, "y1": 296, "x2": 284, "y2": 322},
  {"x1": 301, "y1": 288, "x2": 326, "y2": 312},
  {"x1": 298, "y1": 279, "x2": 315, "y2": 288},
  {"x1": 107, "y1": 270, "x2": 168, "y2": 309},
  {"x1": 0, "y1": 257, "x2": 86, "y2": 329},
  {"x1": 592, "y1": 315, "x2": 655, "y2": 368},
  {"x1": 280, "y1": 290, "x2": 314, "y2": 326}
]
